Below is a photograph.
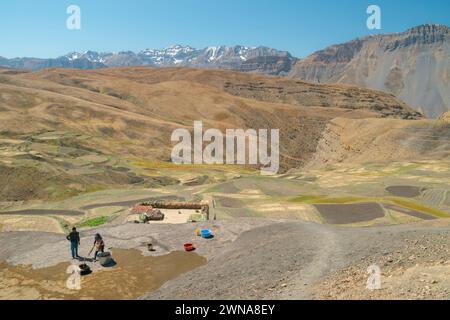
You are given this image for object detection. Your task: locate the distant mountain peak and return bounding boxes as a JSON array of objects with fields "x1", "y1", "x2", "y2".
[{"x1": 406, "y1": 23, "x2": 450, "y2": 34}]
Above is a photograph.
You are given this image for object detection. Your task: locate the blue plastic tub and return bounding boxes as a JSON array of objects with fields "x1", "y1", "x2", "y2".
[{"x1": 201, "y1": 229, "x2": 213, "y2": 239}]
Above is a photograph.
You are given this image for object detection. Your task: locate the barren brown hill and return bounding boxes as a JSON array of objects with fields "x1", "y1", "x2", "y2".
[
  {"x1": 306, "y1": 117, "x2": 450, "y2": 168},
  {"x1": 0, "y1": 66, "x2": 440, "y2": 202},
  {"x1": 47, "y1": 67, "x2": 421, "y2": 119}
]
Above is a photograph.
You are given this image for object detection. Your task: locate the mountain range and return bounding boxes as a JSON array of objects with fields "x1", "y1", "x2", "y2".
[
  {"x1": 0, "y1": 45, "x2": 295, "y2": 76},
  {"x1": 0, "y1": 24, "x2": 449, "y2": 118}
]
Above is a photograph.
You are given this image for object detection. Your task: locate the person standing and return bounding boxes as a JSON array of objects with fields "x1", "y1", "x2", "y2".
[{"x1": 66, "y1": 227, "x2": 81, "y2": 259}]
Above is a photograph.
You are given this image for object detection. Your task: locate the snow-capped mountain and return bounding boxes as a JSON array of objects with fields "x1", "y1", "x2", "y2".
[
  {"x1": 0, "y1": 45, "x2": 295, "y2": 75},
  {"x1": 65, "y1": 51, "x2": 106, "y2": 63},
  {"x1": 97, "y1": 45, "x2": 294, "y2": 73},
  {"x1": 139, "y1": 44, "x2": 197, "y2": 65}
]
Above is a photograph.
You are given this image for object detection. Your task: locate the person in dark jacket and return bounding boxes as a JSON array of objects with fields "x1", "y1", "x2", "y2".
[{"x1": 66, "y1": 227, "x2": 80, "y2": 259}]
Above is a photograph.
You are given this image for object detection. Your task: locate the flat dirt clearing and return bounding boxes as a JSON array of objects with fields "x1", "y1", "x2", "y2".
[
  {"x1": 0, "y1": 218, "x2": 275, "y2": 299},
  {"x1": 0, "y1": 249, "x2": 205, "y2": 300},
  {"x1": 127, "y1": 209, "x2": 197, "y2": 224},
  {"x1": 314, "y1": 202, "x2": 385, "y2": 224}
]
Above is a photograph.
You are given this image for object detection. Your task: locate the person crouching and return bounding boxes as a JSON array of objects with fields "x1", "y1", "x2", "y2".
[{"x1": 92, "y1": 233, "x2": 105, "y2": 262}]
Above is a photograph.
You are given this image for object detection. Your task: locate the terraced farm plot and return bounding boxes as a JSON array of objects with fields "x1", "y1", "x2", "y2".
[
  {"x1": 80, "y1": 195, "x2": 183, "y2": 210},
  {"x1": 206, "y1": 181, "x2": 240, "y2": 194},
  {"x1": 0, "y1": 209, "x2": 84, "y2": 216},
  {"x1": 444, "y1": 192, "x2": 450, "y2": 206},
  {"x1": 217, "y1": 207, "x2": 262, "y2": 219},
  {"x1": 383, "y1": 204, "x2": 436, "y2": 220},
  {"x1": 215, "y1": 196, "x2": 246, "y2": 208},
  {"x1": 314, "y1": 202, "x2": 385, "y2": 225},
  {"x1": 421, "y1": 189, "x2": 448, "y2": 207},
  {"x1": 386, "y1": 186, "x2": 422, "y2": 198},
  {"x1": 0, "y1": 215, "x2": 63, "y2": 233}
]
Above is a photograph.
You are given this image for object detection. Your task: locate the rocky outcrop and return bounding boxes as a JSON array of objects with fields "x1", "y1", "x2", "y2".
[{"x1": 289, "y1": 24, "x2": 450, "y2": 118}]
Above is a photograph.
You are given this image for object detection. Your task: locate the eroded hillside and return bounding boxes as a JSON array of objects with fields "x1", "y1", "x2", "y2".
[
  {"x1": 0, "y1": 67, "x2": 440, "y2": 202},
  {"x1": 289, "y1": 24, "x2": 450, "y2": 118}
]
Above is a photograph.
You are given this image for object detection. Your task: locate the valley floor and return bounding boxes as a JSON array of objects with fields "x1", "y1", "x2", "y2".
[
  {"x1": 0, "y1": 160, "x2": 449, "y2": 300},
  {"x1": 0, "y1": 64, "x2": 449, "y2": 300}
]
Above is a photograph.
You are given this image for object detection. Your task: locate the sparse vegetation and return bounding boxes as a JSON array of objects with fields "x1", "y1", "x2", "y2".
[
  {"x1": 387, "y1": 197, "x2": 450, "y2": 218},
  {"x1": 289, "y1": 195, "x2": 369, "y2": 204},
  {"x1": 78, "y1": 216, "x2": 109, "y2": 228}
]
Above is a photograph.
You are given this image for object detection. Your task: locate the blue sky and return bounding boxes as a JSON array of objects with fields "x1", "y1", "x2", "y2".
[{"x1": 1, "y1": 0, "x2": 449, "y2": 58}]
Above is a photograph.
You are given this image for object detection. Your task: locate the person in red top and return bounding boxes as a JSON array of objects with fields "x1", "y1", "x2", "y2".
[{"x1": 91, "y1": 233, "x2": 105, "y2": 262}]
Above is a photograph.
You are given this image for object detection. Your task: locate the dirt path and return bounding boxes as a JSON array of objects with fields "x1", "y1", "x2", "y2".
[
  {"x1": 279, "y1": 223, "x2": 342, "y2": 299},
  {"x1": 143, "y1": 220, "x2": 450, "y2": 300},
  {"x1": 0, "y1": 209, "x2": 84, "y2": 216}
]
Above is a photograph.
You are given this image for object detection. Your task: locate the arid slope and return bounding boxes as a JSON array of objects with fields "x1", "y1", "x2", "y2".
[{"x1": 0, "y1": 67, "x2": 434, "y2": 202}]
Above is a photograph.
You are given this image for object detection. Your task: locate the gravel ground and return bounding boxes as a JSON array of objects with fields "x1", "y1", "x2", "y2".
[
  {"x1": 143, "y1": 220, "x2": 450, "y2": 300},
  {"x1": 1, "y1": 218, "x2": 449, "y2": 300},
  {"x1": 313, "y1": 226, "x2": 450, "y2": 300},
  {"x1": 0, "y1": 218, "x2": 276, "y2": 269}
]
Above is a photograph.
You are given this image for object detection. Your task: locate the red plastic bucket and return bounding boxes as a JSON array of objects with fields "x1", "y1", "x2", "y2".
[{"x1": 184, "y1": 243, "x2": 195, "y2": 251}]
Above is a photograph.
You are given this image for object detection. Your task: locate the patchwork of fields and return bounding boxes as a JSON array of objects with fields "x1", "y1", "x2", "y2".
[{"x1": 1, "y1": 160, "x2": 448, "y2": 234}]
